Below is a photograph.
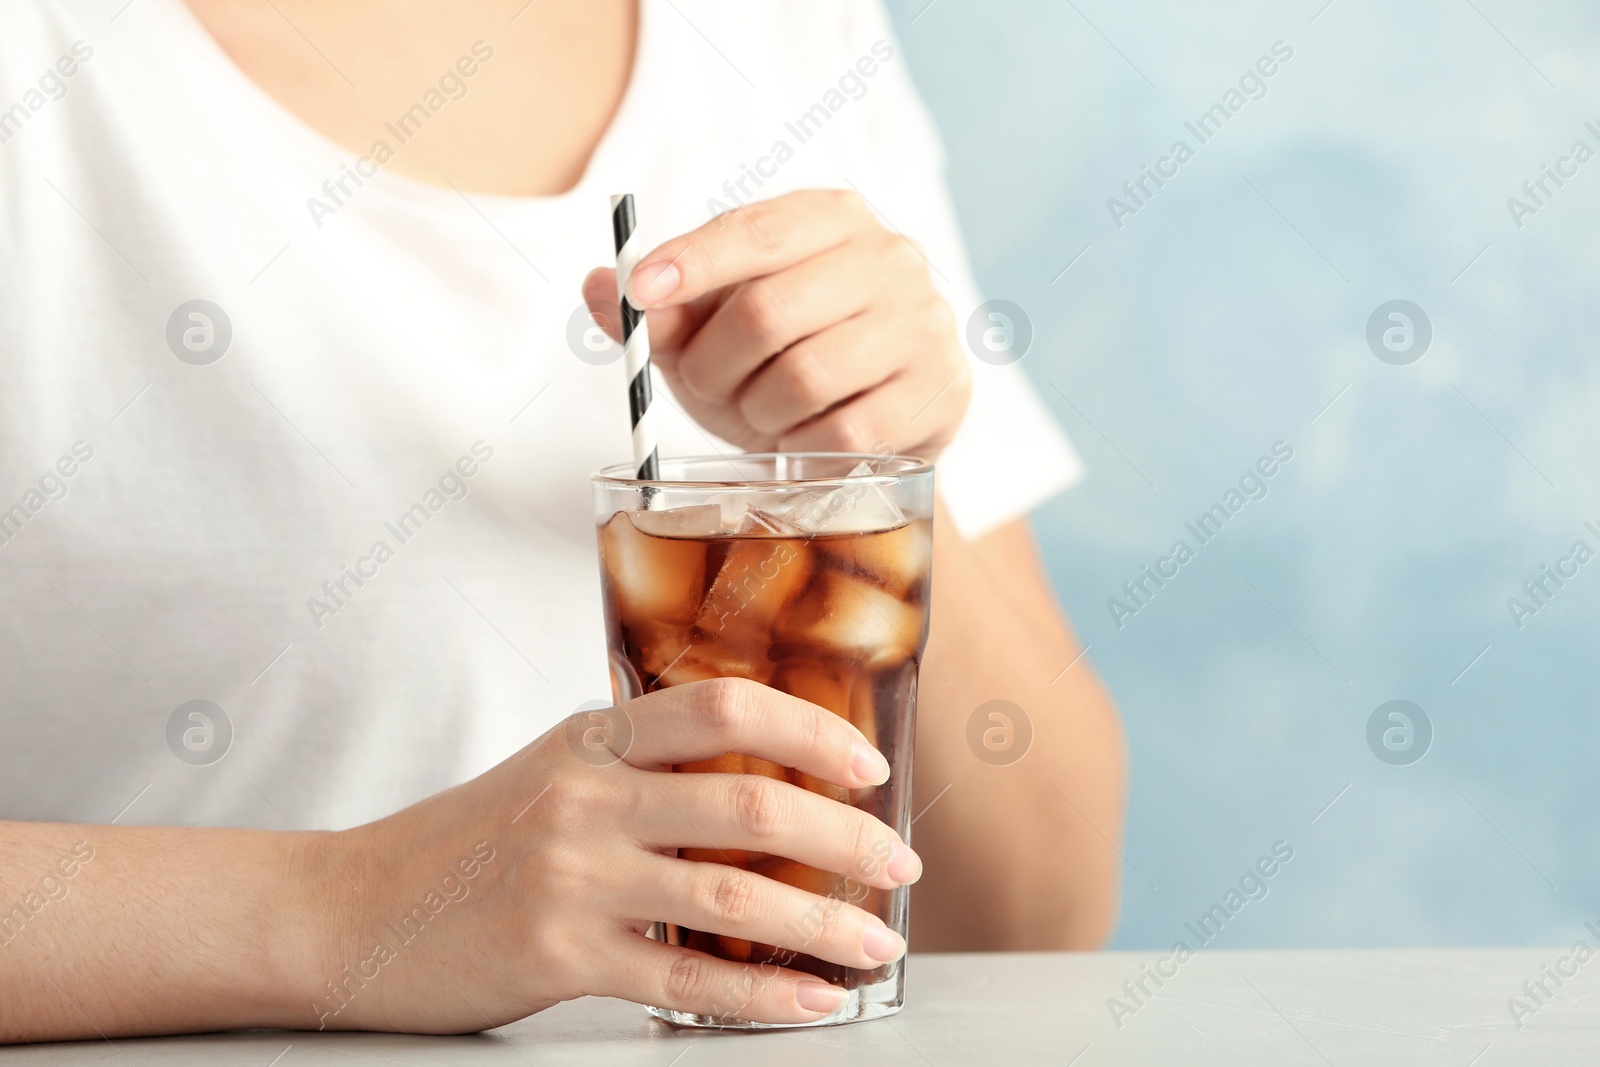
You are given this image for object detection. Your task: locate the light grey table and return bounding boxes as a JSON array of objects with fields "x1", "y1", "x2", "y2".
[{"x1": 8, "y1": 950, "x2": 1597, "y2": 1065}]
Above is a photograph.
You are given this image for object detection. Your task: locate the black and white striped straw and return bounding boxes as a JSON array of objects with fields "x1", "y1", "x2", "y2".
[{"x1": 610, "y1": 193, "x2": 659, "y2": 482}]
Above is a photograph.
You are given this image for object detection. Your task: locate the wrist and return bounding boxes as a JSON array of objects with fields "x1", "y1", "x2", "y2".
[{"x1": 260, "y1": 827, "x2": 371, "y2": 1031}]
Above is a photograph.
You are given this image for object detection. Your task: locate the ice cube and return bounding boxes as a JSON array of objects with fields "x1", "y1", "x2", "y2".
[
  {"x1": 789, "y1": 768, "x2": 850, "y2": 805},
  {"x1": 850, "y1": 668, "x2": 879, "y2": 752},
  {"x1": 701, "y1": 493, "x2": 768, "y2": 534},
  {"x1": 655, "y1": 646, "x2": 721, "y2": 686},
  {"x1": 744, "y1": 756, "x2": 790, "y2": 781},
  {"x1": 629, "y1": 621, "x2": 693, "y2": 677},
  {"x1": 779, "y1": 571, "x2": 923, "y2": 669},
  {"x1": 818, "y1": 519, "x2": 930, "y2": 596},
  {"x1": 714, "y1": 934, "x2": 754, "y2": 963},
  {"x1": 658, "y1": 641, "x2": 775, "y2": 687},
  {"x1": 772, "y1": 661, "x2": 863, "y2": 792},
  {"x1": 599, "y1": 513, "x2": 707, "y2": 626},
  {"x1": 630, "y1": 503, "x2": 726, "y2": 538},
  {"x1": 680, "y1": 845, "x2": 765, "y2": 868},
  {"x1": 788, "y1": 462, "x2": 906, "y2": 534},
  {"x1": 735, "y1": 506, "x2": 802, "y2": 537},
  {"x1": 696, "y1": 537, "x2": 813, "y2": 636},
  {"x1": 750, "y1": 856, "x2": 844, "y2": 899},
  {"x1": 677, "y1": 752, "x2": 789, "y2": 781},
  {"x1": 771, "y1": 661, "x2": 851, "y2": 719},
  {"x1": 677, "y1": 752, "x2": 746, "y2": 775}
]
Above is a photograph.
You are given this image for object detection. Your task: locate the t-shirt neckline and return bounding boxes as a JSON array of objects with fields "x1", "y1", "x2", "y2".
[{"x1": 153, "y1": 0, "x2": 666, "y2": 222}]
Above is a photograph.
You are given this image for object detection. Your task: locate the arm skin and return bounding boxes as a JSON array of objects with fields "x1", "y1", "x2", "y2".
[
  {"x1": 0, "y1": 824, "x2": 335, "y2": 1042},
  {"x1": 910, "y1": 506, "x2": 1127, "y2": 951}
]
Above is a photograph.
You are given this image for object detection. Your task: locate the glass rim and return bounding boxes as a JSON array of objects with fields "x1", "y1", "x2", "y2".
[{"x1": 592, "y1": 451, "x2": 932, "y2": 489}]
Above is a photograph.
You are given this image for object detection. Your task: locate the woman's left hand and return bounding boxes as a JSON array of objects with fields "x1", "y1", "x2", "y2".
[{"x1": 583, "y1": 189, "x2": 972, "y2": 460}]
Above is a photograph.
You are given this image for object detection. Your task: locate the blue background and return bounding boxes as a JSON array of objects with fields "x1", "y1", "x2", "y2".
[{"x1": 889, "y1": 0, "x2": 1600, "y2": 949}]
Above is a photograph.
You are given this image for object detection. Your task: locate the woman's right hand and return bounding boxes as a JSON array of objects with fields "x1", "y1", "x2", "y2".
[{"x1": 309, "y1": 678, "x2": 922, "y2": 1032}]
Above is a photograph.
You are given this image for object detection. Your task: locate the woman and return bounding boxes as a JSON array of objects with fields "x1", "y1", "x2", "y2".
[{"x1": 0, "y1": 0, "x2": 1125, "y2": 1039}]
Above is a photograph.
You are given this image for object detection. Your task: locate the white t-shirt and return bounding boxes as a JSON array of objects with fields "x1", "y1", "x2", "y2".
[{"x1": 0, "y1": 0, "x2": 1081, "y2": 831}]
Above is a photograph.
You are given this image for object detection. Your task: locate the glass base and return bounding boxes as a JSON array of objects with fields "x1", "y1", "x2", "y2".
[{"x1": 646, "y1": 969, "x2": 904, "y2": 1030}]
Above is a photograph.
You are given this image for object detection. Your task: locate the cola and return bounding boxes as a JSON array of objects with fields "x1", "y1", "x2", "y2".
[{"x1": 597, "y1": 500, "x2": 931, "y2": 992}]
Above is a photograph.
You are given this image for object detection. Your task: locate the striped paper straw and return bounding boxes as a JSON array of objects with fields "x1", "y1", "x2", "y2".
[{"x1": 610, "y1": 193, "x2": 659, "y2": 482}]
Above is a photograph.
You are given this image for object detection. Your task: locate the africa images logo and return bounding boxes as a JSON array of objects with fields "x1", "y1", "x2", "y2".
[{"x1": 1105, "y1": 40, "x2": 1294, "y2": 230}]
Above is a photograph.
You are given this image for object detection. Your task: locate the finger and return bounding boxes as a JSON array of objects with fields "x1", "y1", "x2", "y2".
[
  {"x1": 669, "y1": 240, "x2": 880, "y2": 401},
  {"x1": 624, "y1": 853, "x2": 905, "y2": 971},
  {"x1": 601, "y1": 934, "x2": 850, "y2": 1024},
  {"x1": 624, "y1": 770, "x2": 914, "y2": 889},
  {"x1": 613, "y1": 679, "x2": 888, "y2": 787},
  {"x1": 626, "y1": 189, "x2": 875, "y2": 309},
  {"x1": 736, "y1": 310, "x2": 901, "y2": 436},
  {"x1": 582, "y1": 266, "x2": 725, "y2": 358},
  {"x1": 778, "y1": 362, "x2": 971, "y2": 457}
]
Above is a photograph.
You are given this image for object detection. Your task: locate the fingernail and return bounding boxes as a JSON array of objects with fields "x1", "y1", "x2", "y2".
[
  {"x1": 629, "y1": 261, "x2": 680, "y2": 305},
  {"x1": 887, "y1": 841, "x2": 923, "y2": 885},
  {"x1": 795, "y1": 979, "x2": 847, "y2": 1015},
  {"x1": 861, "y1": 918, "x2": 905, "y2": 964},
  {"x1": 850, "y1": 741, "x2": 890, "y2": 786}
]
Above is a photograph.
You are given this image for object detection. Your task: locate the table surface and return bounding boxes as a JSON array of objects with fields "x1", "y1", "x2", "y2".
[{"x1": 9, "y1": 949, "x2": 1598, "y2": 1065}]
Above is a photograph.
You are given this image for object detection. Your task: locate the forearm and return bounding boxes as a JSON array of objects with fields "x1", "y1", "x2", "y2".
[
  {"x1": 0, "y1": 820, "x2": 339, "y2": 1043},
  {"x1": 910, "y1": 503, "x2": 1127, "y2": 951}
]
